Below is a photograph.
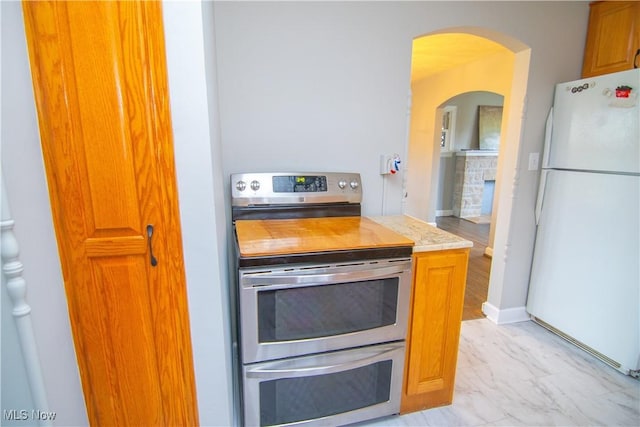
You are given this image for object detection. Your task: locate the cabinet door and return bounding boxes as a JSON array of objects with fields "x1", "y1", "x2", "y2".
[
  {"x1": 22, "y1": 2, "x2": 198, "y2": 425},
  {"x1": 401, "y1": 249, "x2": 469, "y2": 413},
  {"x1": 582, "y1": 1, "x2": 640, "y2": 78}
]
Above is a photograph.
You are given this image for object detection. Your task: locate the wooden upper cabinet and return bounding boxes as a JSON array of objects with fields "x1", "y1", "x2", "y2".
[
  {"x1": 22, "y1": 2, "x2": 199, "y2": 425},
  {"x1": 582, "y1": 1, "x2": 640, "y2": 78}
]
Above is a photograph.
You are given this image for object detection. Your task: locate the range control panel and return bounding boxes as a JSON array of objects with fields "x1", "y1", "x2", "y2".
[
  {"x1": 272, "y1": 175, "x2": 328, "y2": 193},
  {"x1": 231, "y1": 172, "x2": 362, "y2": 206}
]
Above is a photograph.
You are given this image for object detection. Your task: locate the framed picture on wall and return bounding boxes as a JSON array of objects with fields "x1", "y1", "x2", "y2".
[{"x1": 478, "y1": 105, "x2": 503, "y2": 150}]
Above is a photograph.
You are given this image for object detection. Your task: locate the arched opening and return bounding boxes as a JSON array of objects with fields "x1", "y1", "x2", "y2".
[
  {"x1": 404, "y1": 27, "x2": 532, "y2": 323},
  {"x1": 435, "y1": 91, "x2": 503, "y2": 225},
  {"x1": 435, "y1": 91, "x2": 504, "y2": 320}
]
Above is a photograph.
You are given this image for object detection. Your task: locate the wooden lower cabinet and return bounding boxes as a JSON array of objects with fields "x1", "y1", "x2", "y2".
[{"x1": 400, "y1": 248, "x2": 470, "y2": 413}]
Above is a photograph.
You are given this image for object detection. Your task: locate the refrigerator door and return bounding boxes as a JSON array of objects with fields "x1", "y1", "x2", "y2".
[
  {"x1": 527, "y1": 169, "x2": 640, "y2": 372},
  {"x1": 549, "y1": 69, "x2": 639, "y2": 174}
]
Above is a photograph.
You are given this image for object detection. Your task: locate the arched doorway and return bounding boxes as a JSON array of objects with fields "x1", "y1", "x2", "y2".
[
  {"x1": 435, "y1": 91, "x2": 504, "y2": 226},
  {"x1": 404, "y1": 28, "x2": 532, "y2": 323},
  {"x1": 435, "y1": 91, "x2": 504, "y2": 320}
]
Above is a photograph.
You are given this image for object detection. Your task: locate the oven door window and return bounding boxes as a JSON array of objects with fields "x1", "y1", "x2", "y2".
[
  {"x1": 259, "y1": 360, "x2": 392, "y2": 426},
  {"x1": 257, "y1": 278, "x2": 398, "y2": 342}
]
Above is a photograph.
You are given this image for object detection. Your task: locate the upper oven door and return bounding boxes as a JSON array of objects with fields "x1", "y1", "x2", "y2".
[{"x1": 239, "y1": 258, "x2": 412, "y2": 364}]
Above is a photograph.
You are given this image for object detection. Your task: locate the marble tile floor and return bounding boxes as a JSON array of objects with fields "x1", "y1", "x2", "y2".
[{"x1": 354, "y1": 318, "x2": 640, "y2": 426}]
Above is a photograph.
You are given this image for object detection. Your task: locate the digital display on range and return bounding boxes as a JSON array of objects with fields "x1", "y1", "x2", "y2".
[{"x1": 272, "y1": 175, "x2": 328, "y2": 193}]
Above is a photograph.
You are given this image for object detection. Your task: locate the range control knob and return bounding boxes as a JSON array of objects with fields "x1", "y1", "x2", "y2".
[
  {"x1": 350, "y1": 180, "x2": 360, "y2": 190},
  {"x1": 338, "y1": 180, "x2": 347, "y2": 189},
  {"x1": 250, "y1": 180, "x2": 261, "y2": 191},
  {"x1": 236, "y1": 180, "x2": 247, "y2": 192}
]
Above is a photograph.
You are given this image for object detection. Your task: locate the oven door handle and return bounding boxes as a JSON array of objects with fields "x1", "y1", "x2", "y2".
[
  {"x1": 244, "y1": 344, "x2": 402, "y2": 379},
  {"x1": 242, "y1": 264, "x2": 408, "y2": 288}
]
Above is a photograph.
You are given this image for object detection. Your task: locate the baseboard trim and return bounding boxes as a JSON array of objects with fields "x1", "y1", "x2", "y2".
[
  {"x1": 435, "y1": 210, "x2": 453, "y2": 217},
  {"x1": 482, "y1": 302, "x2": 531, "y2": 325},
  {"x1": 484, "y1": 246, "x2": 493, "y2": 258}
]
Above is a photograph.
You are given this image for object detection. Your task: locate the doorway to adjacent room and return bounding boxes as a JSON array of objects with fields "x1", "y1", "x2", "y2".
[{"x1": 404, "y1": 28, "x2": 531, "y2": 321}]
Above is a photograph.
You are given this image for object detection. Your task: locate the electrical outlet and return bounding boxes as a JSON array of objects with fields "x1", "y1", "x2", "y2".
[
  {"x1": 380, "y1": 155, "x2": 392, "y2": 175},
  {"x1": 528, "y1": 152, "x2": 539, "y2": 171}
]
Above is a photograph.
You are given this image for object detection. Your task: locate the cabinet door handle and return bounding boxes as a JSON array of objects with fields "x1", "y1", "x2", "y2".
[
  {"x1": 146, "y1": 224, "x2": 158, "y2": 267},
  {"x1": 634, "y1": 49, "x2": 640, "y2": 69}
]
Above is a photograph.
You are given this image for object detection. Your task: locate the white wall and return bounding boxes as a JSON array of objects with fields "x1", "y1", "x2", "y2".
[
  {"x1": 214, "y1": 1, "x2": 588, "y2": 218},
  {"x1": 214, "y1": 1, "x2": 412, "y2": 216},
  {"x1": 162, "y1": 2, "x2": 233, "y2": 425}
]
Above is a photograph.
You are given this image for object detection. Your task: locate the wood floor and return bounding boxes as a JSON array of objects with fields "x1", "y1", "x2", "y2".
[{"x1": 436, "y1": 216, "x2": 491, "y2": 321}]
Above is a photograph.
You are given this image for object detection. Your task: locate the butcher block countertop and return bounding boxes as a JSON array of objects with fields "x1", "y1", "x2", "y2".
[
  {"x1": 368, "y1": 215, "x2": 473, "y2": 253},
  {"x1": 235, "y1": 216, "x2": 414, "y2": 258}
]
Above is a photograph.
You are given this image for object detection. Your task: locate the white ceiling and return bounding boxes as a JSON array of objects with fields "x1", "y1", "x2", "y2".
[{"x1": 411, "y1": 33, "x2": 510, "y2": 83}]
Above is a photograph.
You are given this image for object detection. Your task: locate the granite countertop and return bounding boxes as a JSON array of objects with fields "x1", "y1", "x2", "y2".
[{"x1": 368, "y1": 215, "x2": 473, "y2": 253}]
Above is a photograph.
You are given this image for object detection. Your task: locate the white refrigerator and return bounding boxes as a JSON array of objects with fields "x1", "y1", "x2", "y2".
[{"x1": 527, "y1": 69, "x2": 640, "y2": 376}]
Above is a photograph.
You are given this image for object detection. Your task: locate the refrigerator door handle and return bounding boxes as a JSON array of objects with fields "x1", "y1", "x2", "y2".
[
  {"x1": 535, "y1": 169, "x2": 549, "y2": 225},
  {"x1": 541, "y1": 107, "x2": 553, "y2": 169}
]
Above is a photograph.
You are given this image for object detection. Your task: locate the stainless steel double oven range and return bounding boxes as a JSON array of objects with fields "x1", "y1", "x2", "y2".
[{"x1": 231, "y1": 172, "x2": 413, "y2": 426}]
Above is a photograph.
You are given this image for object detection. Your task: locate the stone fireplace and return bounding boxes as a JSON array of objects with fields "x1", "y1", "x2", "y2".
[{"x1": 452, "y1": 150, "x2": 498, "y2": 219}]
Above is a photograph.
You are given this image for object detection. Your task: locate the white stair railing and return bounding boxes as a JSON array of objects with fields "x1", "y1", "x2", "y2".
[{"x1": 1, "y1": 176, "x2": 52, "y2": 426}]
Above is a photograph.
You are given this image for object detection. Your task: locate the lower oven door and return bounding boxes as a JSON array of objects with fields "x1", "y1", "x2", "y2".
[
  {"x1": 239, "y1": 258, "x2": 412, "y2": 363},
  {"x1": 243, "y1": 342, "x2": 405, "y2": 427}
]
